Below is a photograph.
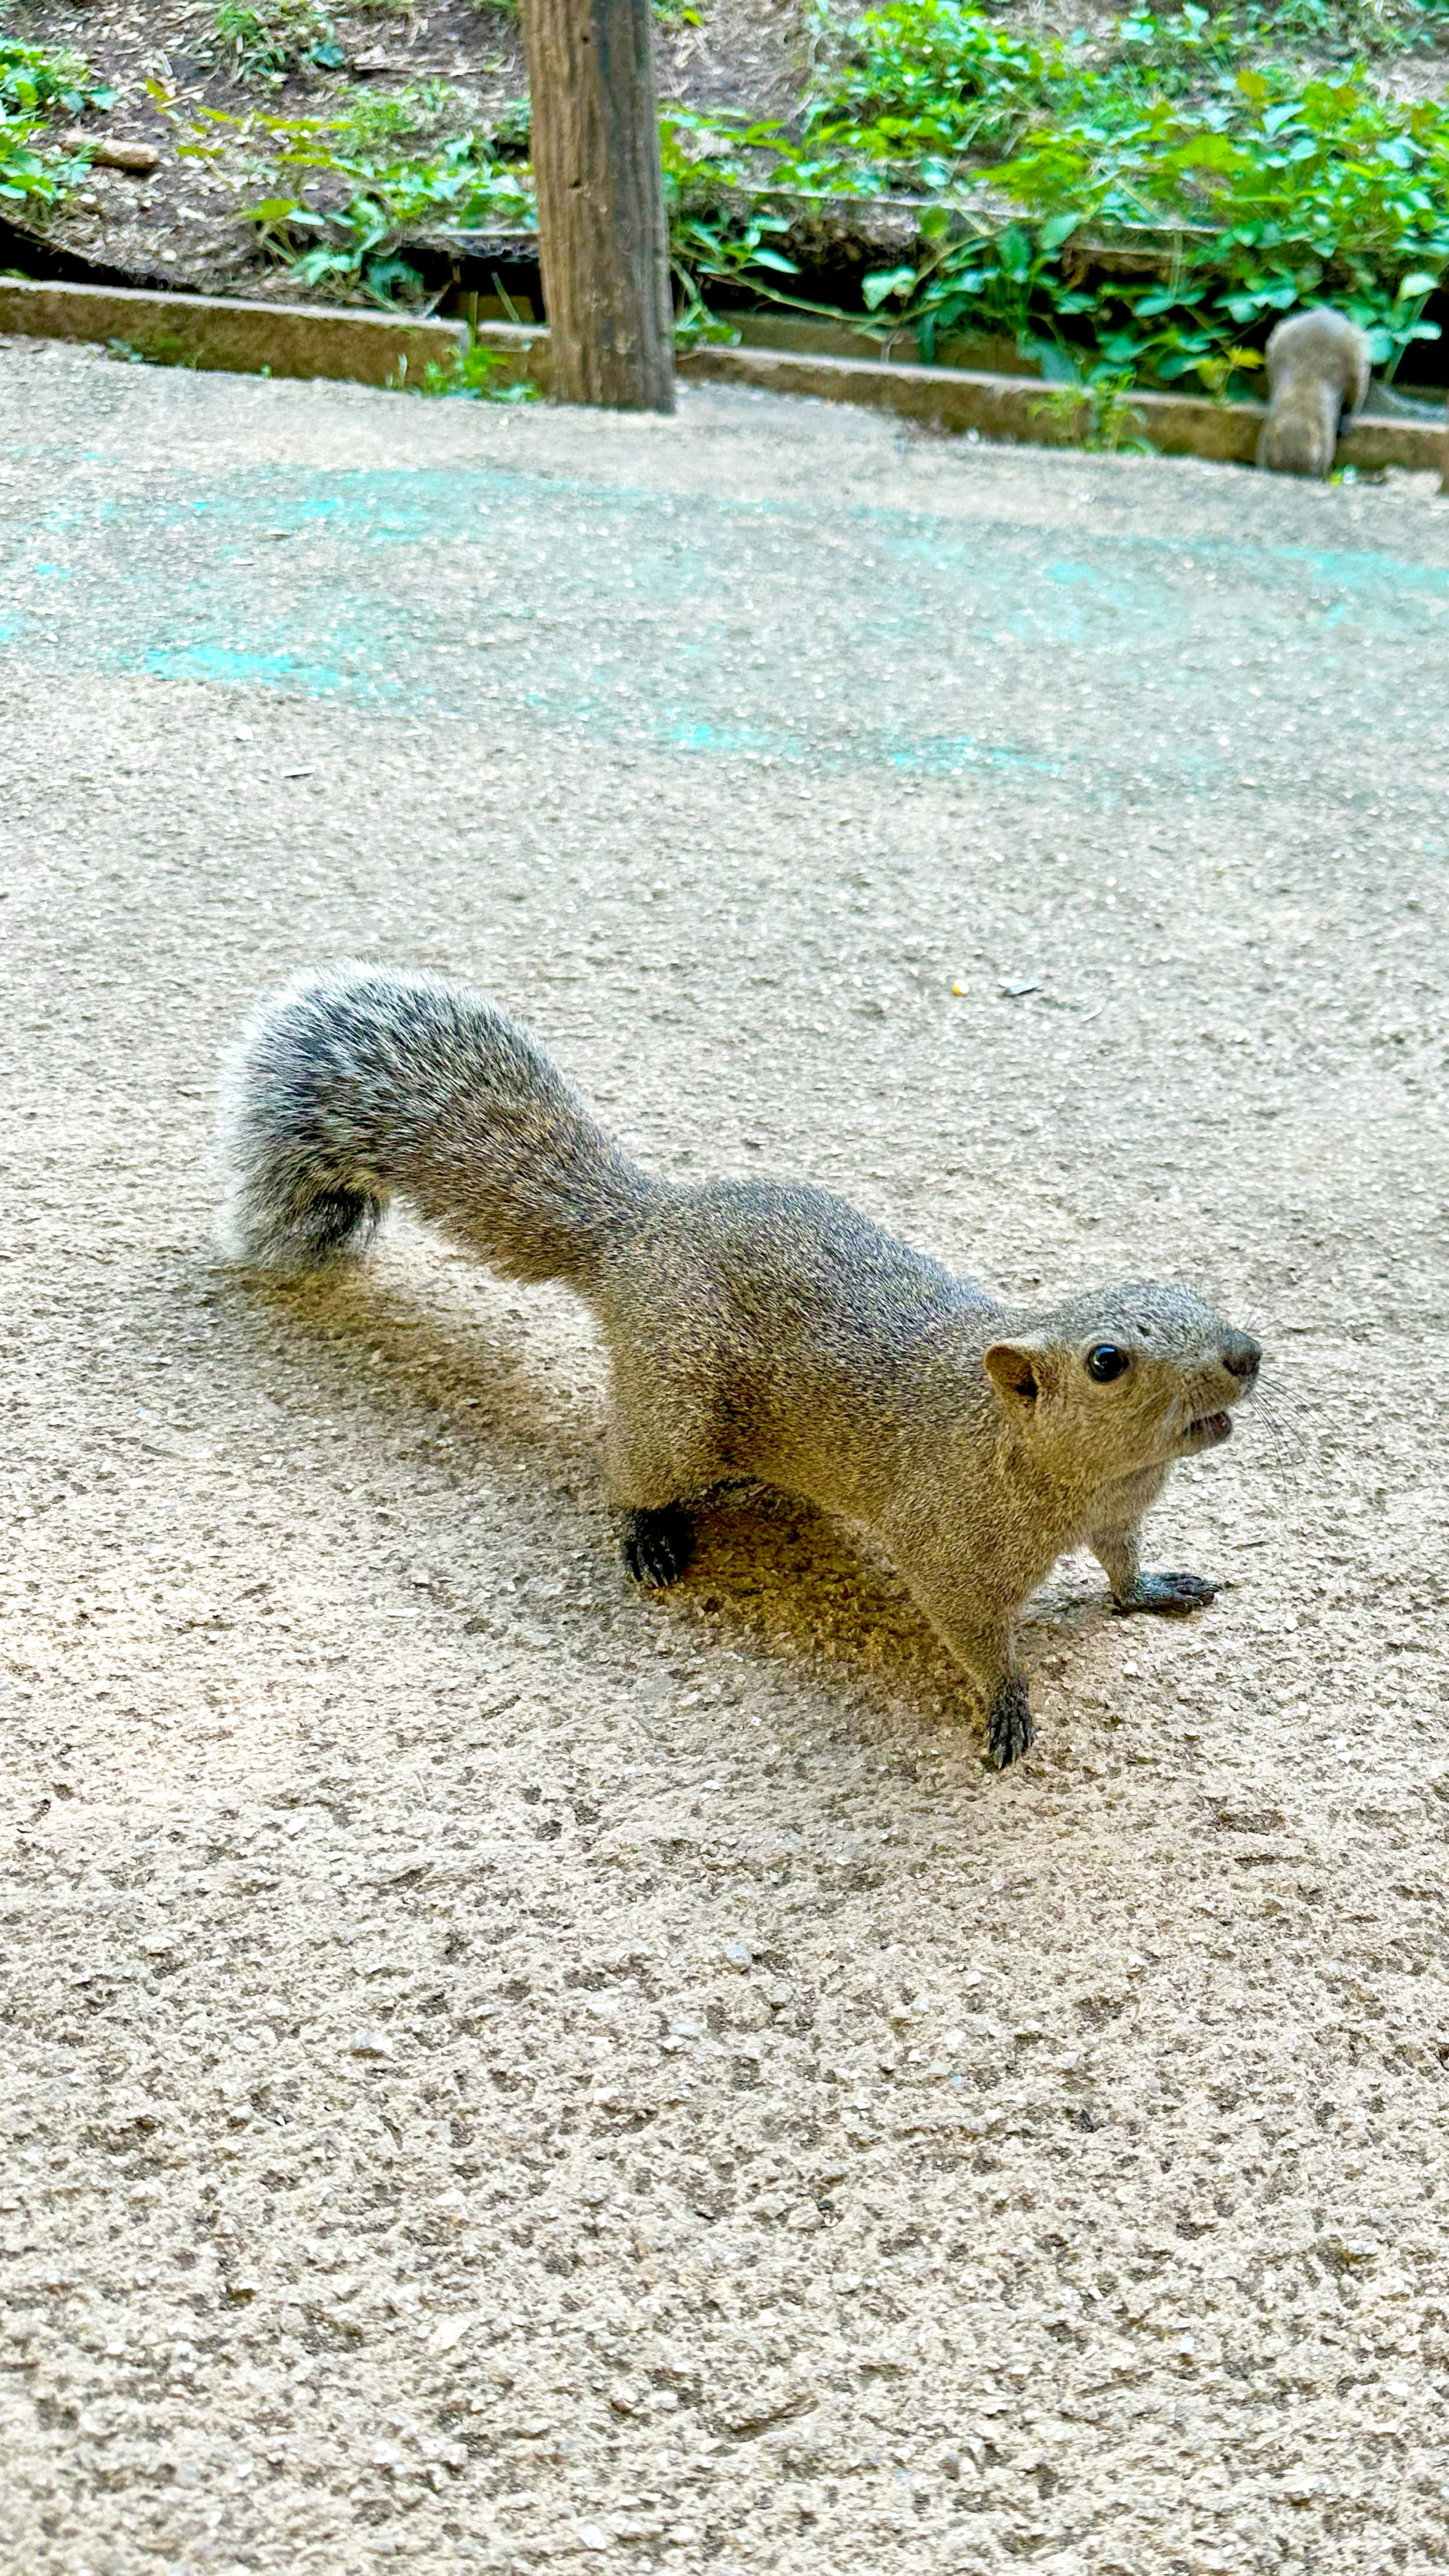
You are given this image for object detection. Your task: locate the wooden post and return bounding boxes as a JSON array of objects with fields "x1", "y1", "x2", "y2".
[{"x1": 522, "y1": 0, "x2": 675, "y2": 413}]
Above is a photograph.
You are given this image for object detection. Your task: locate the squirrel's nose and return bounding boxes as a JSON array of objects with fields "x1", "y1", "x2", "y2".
[{"x1": 1221, "y1": 1331, "x2": 1261, "y2": 1381}]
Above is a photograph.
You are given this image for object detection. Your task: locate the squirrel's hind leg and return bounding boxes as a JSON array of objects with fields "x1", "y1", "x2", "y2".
[
  {"x1": 621, "y1": 1505, "x2": 695, "y2": 1590},
  {"x1": 606, "y1": 1370, "x2": 725, "y2": 1594}
]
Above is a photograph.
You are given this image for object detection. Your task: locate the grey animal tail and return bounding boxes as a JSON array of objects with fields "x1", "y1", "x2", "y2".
[{"x1": 217, "y1": 961, "x2": 653, "y2": 1286}]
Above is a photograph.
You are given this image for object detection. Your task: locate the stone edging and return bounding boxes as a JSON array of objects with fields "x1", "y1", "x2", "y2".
[
  {"x1": 0, "y1": 277, "x2": 467, "y2": 387},
  {"x1": 671, "y1": 338, "x2": 1447, "y2": 474},
  {"x1": 1, "y1": 278, "x2": 1443, "y2": 476}
]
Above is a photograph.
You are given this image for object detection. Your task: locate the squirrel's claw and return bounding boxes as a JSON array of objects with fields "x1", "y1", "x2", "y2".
[
  {"x1": 621, "y1": 1504, "x2": 695, "y2": 1590},
  {"x1": 1114, "y1": 1570, "x2": 1218, "y2": 1617},
  {"x1": 986, "y1": 1675, "x2": 1035, "y2": 1770}
]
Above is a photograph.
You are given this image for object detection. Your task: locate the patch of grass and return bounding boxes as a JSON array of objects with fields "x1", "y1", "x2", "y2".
[
  {"x1": 213, "y1": 0, "x2": 346, "y2": 80},
  {"x1": 391, "y1": 334, "x2": 541, "y2": 397},
  {"x1": 322, "y1": 80, "x2": 461, "y2": 150},
  {"x1": 1031, "y1": 365, "x2": 1152, "y2": 449}
]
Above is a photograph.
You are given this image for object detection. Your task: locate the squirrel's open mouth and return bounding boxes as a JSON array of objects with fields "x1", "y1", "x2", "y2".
[{"x1": 1180, "y1": 1409, "x2": 1234, "y2": 1453}]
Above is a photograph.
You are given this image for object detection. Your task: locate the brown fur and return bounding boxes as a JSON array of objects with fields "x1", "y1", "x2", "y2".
[
  {"x1": 1257, "y1": 307, "x2": 1372, "y2": 480},
  {"x1": 218, "y1": 965, "x2": 1262, "y2": 1767}
]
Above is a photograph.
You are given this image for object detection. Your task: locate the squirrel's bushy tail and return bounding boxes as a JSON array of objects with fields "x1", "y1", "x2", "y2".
[{"x1": 217, "y1": 962, "x2": 652, "y2": 1286}]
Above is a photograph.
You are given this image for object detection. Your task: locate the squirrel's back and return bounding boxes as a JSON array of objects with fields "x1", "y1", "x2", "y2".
[
  {"x1": 217, "y1": 962, "x2": 651, "y2": 1283},
  {"x1": 1258, "y1": 306, "x2": 1371, "y2": 477}
]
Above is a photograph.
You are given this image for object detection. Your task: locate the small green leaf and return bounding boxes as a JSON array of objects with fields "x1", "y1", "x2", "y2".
[{"x1": 861, "y1": 264, "x2": 917, "y2": 310}]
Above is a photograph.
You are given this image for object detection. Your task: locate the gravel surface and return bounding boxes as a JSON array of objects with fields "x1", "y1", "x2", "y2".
[{"x1": 2, "y1": 340, "x2": 1448, "y2": 2576}]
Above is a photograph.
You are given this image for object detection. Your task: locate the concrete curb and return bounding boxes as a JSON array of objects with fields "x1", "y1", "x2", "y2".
[
  {"x1": 1, "y1": 278, "x2": 1444, "y2": 474},
  {"x1": 671, "y1": 338, "x2": 1447, "y2": 474},
  {"x1": 0, "y1": 277, "x2": 467, "y2": 387}
]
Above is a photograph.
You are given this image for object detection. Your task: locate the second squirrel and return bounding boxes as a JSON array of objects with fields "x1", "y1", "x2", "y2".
[{"x1": 1257, "y1": 306, "x2": 1371, "y2": 480}]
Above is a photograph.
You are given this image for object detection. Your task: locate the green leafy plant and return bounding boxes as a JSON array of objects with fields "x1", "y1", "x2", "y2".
[
  {"x1": 694, "y1": 5, "x2": 1449, "y2": 394},
  {"x1": 979, "y1": 62, "x2": 1449, "y2": 384},
  {"x1": 661, "y1": 107, "x2": 876, "y2": 338},
  {"x1": 489, "y1": 96, "x2": 532, "y2": 154},
  {"x1": 164, "y1": 91, "x2": 535, "y2": 305},
  {"x1": 0, "y1": 36, "x2": 114, "y2": 117},
  {"x1": 392, "y1": 335, "x2": 540, "y2": 398},
  {"x1": 0, "y1": 123, "x2": 69, "y2": 209},
  {"x1": 1031, "y1": 363, "x2": 1151, "y2": 449},
  {"x1": 0, "y1": 36, "x2": 113, "y2": 214},
  {"x1": 157, "y1": 0, "x2": 1449, "y2": 409},
  {"x1": 799, "y1": 0, "x2": 1041, "y2": 181},
  {"x1": 260, "y1": 135, "x2": 534, "y2": 303}
]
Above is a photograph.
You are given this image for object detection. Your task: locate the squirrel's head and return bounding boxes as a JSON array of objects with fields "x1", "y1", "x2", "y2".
[{"x1": 981, "y1": 1284, "x2": 1261, "y2": 1484}]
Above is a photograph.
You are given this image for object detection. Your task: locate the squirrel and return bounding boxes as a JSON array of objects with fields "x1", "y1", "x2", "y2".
[
  {"x1": 217, "y1": 964, "x2": 1262, "y2": 1769},
  {"x1": 1257, "y1": 306, "x2": 1371, "y2": 480}
]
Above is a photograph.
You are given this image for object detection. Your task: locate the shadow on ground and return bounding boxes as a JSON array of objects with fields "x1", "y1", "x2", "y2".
[{"x1": 230, "y1": 1251, "x2": 1123, "y2": 1743}]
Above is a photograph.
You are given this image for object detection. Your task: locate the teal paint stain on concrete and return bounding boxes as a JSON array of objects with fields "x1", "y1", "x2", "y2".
[
  {"x1": 1269, "y1": 543, "x2": 1449, "y2": 598},
  {"x1": 635, "y1": 714, "x2": 1061, "y2": 777},
  {"x1": 2, "y1": 453, "x2": 1444, "y2": 800},
  {"x1": 140, "y1": 637, "x2": 393, "y2": 694}
]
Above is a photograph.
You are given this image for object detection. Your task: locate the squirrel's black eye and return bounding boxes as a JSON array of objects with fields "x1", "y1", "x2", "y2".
[{"x1": 1086, "y1": 1344, "x2": 1131, "y2": 1384}]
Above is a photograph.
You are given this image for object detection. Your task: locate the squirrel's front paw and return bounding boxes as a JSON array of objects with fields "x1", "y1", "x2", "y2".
[
  {"x1": 986, "y1": 1674, "x2": 1035, "y2": 1770},
  {"x1": 1114, "y1": 1570, "x2": 1218, "y2": 1617},
  {"x1": 621, "y1": 1505, "x2": 695, "y2": 1590}
]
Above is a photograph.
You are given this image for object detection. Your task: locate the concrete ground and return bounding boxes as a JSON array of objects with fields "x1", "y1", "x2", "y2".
[{"x1": 2, "y1": 338, "x2": 1447, "y2": 2576}]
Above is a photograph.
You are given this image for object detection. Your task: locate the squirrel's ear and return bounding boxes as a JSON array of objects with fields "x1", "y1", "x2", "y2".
[{"x1": 984, "y1": 1341, "x2": 1044, "y2": 1405}]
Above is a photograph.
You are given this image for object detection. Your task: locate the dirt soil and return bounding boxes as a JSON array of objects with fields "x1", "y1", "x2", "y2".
[
  {"x1": 3, "y1": 344, "x2": 1449, "y2": 2575},
  {"x1": 11, "y1": 0, "x2": 1449, "y2": 311},
  {"x1": 5, "y1": 0, "x2": 810, "y2": 298}
]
